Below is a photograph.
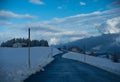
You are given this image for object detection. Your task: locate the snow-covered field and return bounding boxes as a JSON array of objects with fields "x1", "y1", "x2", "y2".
[
  {"x1": 0, "y1": 47, "x2": 61, "y2": 82},
  {"x1": 62, "y1": 52, "x2": 120, "y2": 75}
]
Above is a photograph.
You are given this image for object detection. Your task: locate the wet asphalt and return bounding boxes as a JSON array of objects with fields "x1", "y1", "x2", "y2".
[{"x1": 24, "y1": 52, "x2": 120, "y2": 82}]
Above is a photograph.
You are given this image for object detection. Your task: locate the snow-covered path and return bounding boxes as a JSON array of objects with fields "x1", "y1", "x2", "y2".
[
  {"x1": 24, "y1": 52, "x2": 120, "y2": 82},
  {"x1": 63, "y1": 52, "x2": 120, "y2": 75}
]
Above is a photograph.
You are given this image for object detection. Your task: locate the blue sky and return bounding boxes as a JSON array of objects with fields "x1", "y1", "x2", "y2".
[
  {"x1": 0, "y1": 0, "x2": 115, "y2": 20},
  {"x1": 0, "y1": 0, "x2": 120, "y2": 45}
]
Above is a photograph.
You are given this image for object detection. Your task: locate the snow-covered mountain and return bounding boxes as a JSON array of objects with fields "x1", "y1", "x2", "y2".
[{"x1": 60, "y1": 33, "x2": 120, "y2": 54}]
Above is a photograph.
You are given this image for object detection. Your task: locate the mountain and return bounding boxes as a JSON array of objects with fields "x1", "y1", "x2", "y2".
[{"x1": 58, "y1": 33, "x2": 120, "y2": 54}]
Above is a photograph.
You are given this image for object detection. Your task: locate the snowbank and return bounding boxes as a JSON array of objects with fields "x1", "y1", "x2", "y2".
[
  {"x1": 0, "y1": 47, "x2": 61, "y2": 82},
  {"x1": 62, "y1": 52, "x2": 120, "y2": 75}
]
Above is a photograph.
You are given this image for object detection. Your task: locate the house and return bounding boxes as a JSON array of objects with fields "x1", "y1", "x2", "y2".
[
  {"x1": 71, "y1": 47, "x2": 78, "y2": 52},
  {"x1": 69, "y1": 46, "x2": 80, "y2": 53},
  {"x1": 13, "y1": 43, "x2": 27, "y2": 48},
  {"x1": 13, "y1": 43, "x2": 22, "y2": 48}
]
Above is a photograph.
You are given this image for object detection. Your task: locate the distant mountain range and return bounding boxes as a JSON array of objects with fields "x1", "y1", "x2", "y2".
[{"x1": 57, "y1": 33, "x2": 120, "y2": 54}]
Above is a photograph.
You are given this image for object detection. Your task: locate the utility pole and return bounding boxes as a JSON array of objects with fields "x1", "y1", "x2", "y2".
[
  {"x1": 28, "y1": 28, "x2": 31, "y2": 68},
  {"x1": 51, "y1": 47, "x2": 53, "y2": 57},
  {"x1": 83, "y1": 45, "x2": 86, "y2": 62}
]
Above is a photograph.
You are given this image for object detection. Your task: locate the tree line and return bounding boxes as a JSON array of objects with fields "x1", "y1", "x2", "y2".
[{"x1": 0, "y1": 38, "x2": 49, "y2": 47}]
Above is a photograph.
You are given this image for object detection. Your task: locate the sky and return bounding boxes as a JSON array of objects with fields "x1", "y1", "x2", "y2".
[{"x1": 0, "y1": 0, "x2": 120, "y2": 45}]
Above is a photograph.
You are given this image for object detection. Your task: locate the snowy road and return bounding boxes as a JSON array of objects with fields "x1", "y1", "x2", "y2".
[{"x1": 24, "y1": 52, "x2": 120, "y2": 82}]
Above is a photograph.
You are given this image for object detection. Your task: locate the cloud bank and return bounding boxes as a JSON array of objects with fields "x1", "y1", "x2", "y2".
[
  {"x1": 29, "y1": 0, "x2": 44, "y2": 5},
  {"x1": 97, "y1": 17, "x2": 120, "y2": 34},
  {"x1": 0, "y1": 7, "x2": 120, "y2": 45},
  {"x1": 80, "y1": 2, "x2": 86, "y2": 6},
  {"x1": 0, "y1": 10, "x2": 36, "y2": 19}
]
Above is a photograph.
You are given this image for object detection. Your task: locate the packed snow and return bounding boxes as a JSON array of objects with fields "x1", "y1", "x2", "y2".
[
  {"x1": 0, "y1": 47, "x2": 61, "y2": 82},
  {"x1": 62, "y1": 52, "x2": 120, "y2": 75}
]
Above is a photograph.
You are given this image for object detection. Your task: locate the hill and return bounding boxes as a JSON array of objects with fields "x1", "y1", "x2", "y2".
[{"x1": 59, "y1": 33, "x2": 120, "y2": 54}]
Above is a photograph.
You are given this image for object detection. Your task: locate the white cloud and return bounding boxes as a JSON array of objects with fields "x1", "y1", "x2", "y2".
[
  {"x1": 80, "y1": 2, "x2": 86, "y2": 6},
  {"x1": 0, "y1": 20, "x2": 12, "y2": 26},
  {"x1": 0, "y1": 10, "x2": 35, "y2": 19},
  {"x1": 42, "y1": 30, "x2": 88, "y2": 37},
  {"x1": 49, "y1": 38, "x2": 59, "y2": 45},
  {"x1": 26, "y1": 22, "x2": 60, "y2": 32},
  {"x1": 69, "y1": 37, "x2": 82, "y2": 42},
  {"x1": 1, "y1": 8, "x2": 120, "y2": 44},
  {"x1": 2, "y1": 8, "x2": 120, "y2": 33},
  {"x1": 57, "y1": 6, "x2": 62, "y2": 9},
  {"x1": 29, "y1": 0, "x2": 44, "y2": 5},
  {"x1": 97, "y1": 17, "x2": 120, "y2": 34},
  {"x1": 49, "y1": 8, "x2": 120, "y2": 34}
]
